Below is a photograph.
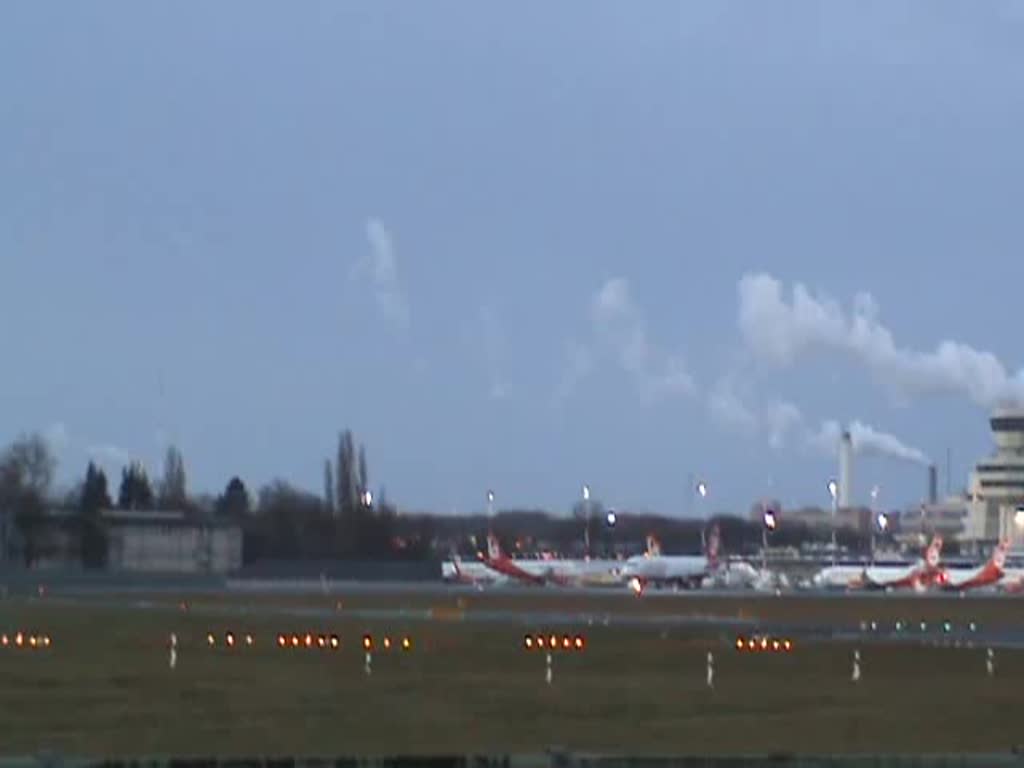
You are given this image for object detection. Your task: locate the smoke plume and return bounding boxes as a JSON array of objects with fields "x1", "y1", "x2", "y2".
[{"x1": 737, "y1": 273, "x2": 1024, "y2": 408}]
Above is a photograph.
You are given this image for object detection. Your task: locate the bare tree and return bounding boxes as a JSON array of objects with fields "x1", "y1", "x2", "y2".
[
  {"x1": 323, "y1": 459, "x2": 335, "y2": 516},
  {"x1": 0, "y1": 433, "x2": 56, "y2": 566},
  {"x1": 159, "y1": 445, "x2": 187, "y2": 509}
]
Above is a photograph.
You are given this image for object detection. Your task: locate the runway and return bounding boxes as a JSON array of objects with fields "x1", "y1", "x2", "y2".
[{"x1": 36, "y1": 583, "x2": 1024, "y2": 650}]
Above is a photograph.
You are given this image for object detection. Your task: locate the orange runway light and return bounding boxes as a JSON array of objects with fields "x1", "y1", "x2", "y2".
[
  {"x1": 304, "y1": 633, "x2": 313, "y2": 648},
  {"x1": 561, "y1": 635, "x2": 571, "y2": 650},
  {"x1": 573, "y1": 636, "x2": 585, "y2": 651},
  {"x1": 277, "y1": 634, "x2": 287, "y2": 648},
  {"x1": 783, "y1": 639, "x2": 793, "y2": 652},
  {"x1": 1, "y1": 634, "x2": 8, "y2": 647},
  {"x1": 291, "y1": 634, "x2": 300, "y2": 648},
  {"x1": 330, "y1": 634, "x2": 340, "y2": 649},
  {"x1": 29, "y1": 635, "x2": 38, "y2": 648},
  {"x1": 759, "y1": 637, "x2": 769, "y2": 651},
  {"x1": 771, "y1": 639, "x2": 781, "y2": 652},
  {"x1": 207, "y1": 633, "x2": 216, "y2": 647},
  {"x1": 245, "y1": 634, "x2": 253, "y2": 646},
  {"x1": 535, "y1": 635, "x2": 546, "y2": 649},
  {"x1": 524, "y1": 635, "x2": 534, "y2": 650},
  {"x1": 383, "y1": 636, "x2": 392, "y2": 650},
  {"x1": 402, "y1": 636, "x2": 412, "y2": 651},
  {"x1": 318, "y1": 635, "x2": 327, "y2": 648},
  {"x1": 735, "y1": 636, "x2": 745, "y2": 651},
  {"x1": 362, "y1": 635, "x2": 373, "y2": 650},
  {"x1": 225, "y1": 632, "x2": 236, "y2": 647},
  {"x1": 15, "y1": 632, "x2": 24, "y2": 647},
  {"x1": 42, "y1": 635, "x2": 51, "y2": 647},
  {"x1": 548, "y1": 635, "x2": 558, "y2": 649}
]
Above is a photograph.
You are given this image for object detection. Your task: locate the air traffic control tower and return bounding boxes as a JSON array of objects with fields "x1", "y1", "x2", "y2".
[{"x1": 968, "y1": 408, "x2": 1024, "y2": 545}]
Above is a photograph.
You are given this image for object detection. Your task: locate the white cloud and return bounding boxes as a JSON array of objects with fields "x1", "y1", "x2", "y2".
[
  {"x1": 585, "y1": 278, "x2": 696, "y2": 400},
  {"x1": 707, "y1": 379, "x2": 802, "y2": 449},
  {"x1": 709, "y1": 382, "x2": 928, "y2": 464},
  {"x1": 807, "y1": 419, "x2": 930, "y2": 465},
  {"x1": 554, "y1": 339, "x2": 594, "y2": 403},
  {"x1": 86, "y1": 443, "x2": 133, "y2": 466},
  {"x1": 44, "y1": 422, "x2": 70, "y2": 452},
  {"x1": 737, "y1": 273, "x2": 1024, "y2": 408},
  {"x1": 355, "y1": 218, "x2": 410, "y2": 330}
]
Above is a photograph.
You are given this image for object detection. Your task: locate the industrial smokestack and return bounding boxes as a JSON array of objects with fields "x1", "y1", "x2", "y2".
[
  {"x1": 839, "y1": 429, "x2": 853, "y2": 509},
  {"x1": 928, "y1": 464, "x2": 938, "y2": 505}
]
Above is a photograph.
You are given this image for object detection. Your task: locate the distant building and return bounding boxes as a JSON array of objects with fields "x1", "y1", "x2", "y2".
[
  {"x1": 33, "y1": 509, "x2": 242, "y2": 573},
  {"x1": 102, "y1": 509, "x2": 242, "y2": 573},
  {"x1": 967, "y1": 408, "x2": 1024, "y2": 545}
]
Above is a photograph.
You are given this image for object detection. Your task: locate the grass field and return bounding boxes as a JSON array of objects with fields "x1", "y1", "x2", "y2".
[{"x1": 2, "y1": 592, "x2": 1023, "y2": 757}]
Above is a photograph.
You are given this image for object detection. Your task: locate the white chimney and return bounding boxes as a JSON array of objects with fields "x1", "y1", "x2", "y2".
[{"x1": 839, "y1": 429, "x2": 853, "y2": 509}]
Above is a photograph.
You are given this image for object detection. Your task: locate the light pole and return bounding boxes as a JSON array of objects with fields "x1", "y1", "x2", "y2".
[
  {"x1": 869, "y1": 486, "x2": 879, "y2": 564},
  {"x1": 582, "y1": 485, "x2": 591, "y2": 558},
  {"x1": 762, "y1": 506, "x2": 777, "y2": 573},
  {"x1": 828, "y1": 479, "x2": 838, "y2": 566},
  {"x1": 487, "y1": 490, "x2": 494, "y2": 518},
  {"x1": 696, "y1": 480, "x2": 708, "y2": 551}
]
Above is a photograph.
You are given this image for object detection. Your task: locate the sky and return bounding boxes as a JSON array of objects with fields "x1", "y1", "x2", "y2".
[{"x1": 2, "y1": 2, "x2": 1024, "y2": 516}]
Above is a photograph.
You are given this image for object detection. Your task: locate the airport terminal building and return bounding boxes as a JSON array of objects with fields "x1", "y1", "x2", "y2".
[{"x1": 967, "y1": 408, "x2": 1024, "y2": 546}]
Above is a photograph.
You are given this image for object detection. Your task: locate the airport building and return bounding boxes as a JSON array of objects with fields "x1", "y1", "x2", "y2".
[
  {"x1": 966, "y1": 407, "x2": 1024, "y2": 546},
  {"x1": 900, "y1": 408, "x2": 1024, "y2": 549},
  {"x1": 31, "y1": 508, "x2": 243, "y2": 573}
]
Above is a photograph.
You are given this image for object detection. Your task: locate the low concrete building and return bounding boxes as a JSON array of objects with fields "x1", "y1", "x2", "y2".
[{"x1": 102, "y1": 510, "x2": 242, "y2": 573}]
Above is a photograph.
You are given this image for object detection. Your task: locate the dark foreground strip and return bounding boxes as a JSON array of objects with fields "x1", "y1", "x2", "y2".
[{"x1": 6, "y1": 754, "x2": 1024, "y2": 768}]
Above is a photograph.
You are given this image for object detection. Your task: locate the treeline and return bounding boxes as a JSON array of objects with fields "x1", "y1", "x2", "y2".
[{"x1": 0, "y1": 429, "x2": 876, "y2": 570}]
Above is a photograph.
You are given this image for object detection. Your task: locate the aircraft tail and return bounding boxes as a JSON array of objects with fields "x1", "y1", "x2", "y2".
[
  {"x1": 705, "y1": 523, "x2": 721, "y2": 566},
  {"x1": 924, "y1": 535, "x2": 943, "y2": 570},
  {"x1": 486, "y1": 532, "x2": 504, "y2": 562},
  {"x1": 645, "y1": 535, "x2": 662, "y2": 557}
]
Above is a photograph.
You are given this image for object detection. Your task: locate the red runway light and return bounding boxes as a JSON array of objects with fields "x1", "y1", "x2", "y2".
[
  {"x1": 524, "y1": 635, "x2": 533, "y2": 650},
  {"x1": 277, "y1": 634, "x2": 286, "y2": 648},
  {"x1": 362, "y1": 635, "x2": 373, "y2": 650},
  {"x1": 225, "y1": 632, "x2": 236, "y2": 647},
  {"x1": 15, "y1": 632, "x2": 24, "y2": 647},
  {"x1": 29, "y1": 635, "x2": 38, "y2": 648},
  {"x1": 548, "y1": 635, "x2": 558, "y2": 649},
  {"x1": 746, "y1": 638, "x2": 756, "y2": 651},
  {"x1": 42, "y1": 635, "x2": 51, "y2": 647},
  {"x1": 291, "y1": 634, "x2": 300, "y2": 648},
  {"x1": 1, "y1": 634, "x2": 8, "y2": 646},
  {"x1": 573, "y1": 636, "x2": 585, "y2": 650},
  {"x1": 535, "y1": 635, "x2": 546, "y2": 649},
  {"x1": 304, "y1": 633, "x2": 313, "y2": 648},
  {"x1": 771, "y1": 639, "x2": 781, "y2": 652},
  {"x1": 759, "y1": 637, "x2": 769, "y2": 651},
  {"x1": 735, "y1": 636, "x2": 745, "y2": 651},
  {"x1": 318, "y1": 635, "x2": 327, "y2": 648},
  {"x1": 561, "y1": 635, "x2": 571, "y2": 650},
  {"x1": 330, "y1": 635, "x2": 340, "y2": 649},
  {"x1": 383, "y1": 636, "x2": 392, "y2": 650},
  {"x1": 783, "y1": 639, "x2": 793, "y2": 652}
]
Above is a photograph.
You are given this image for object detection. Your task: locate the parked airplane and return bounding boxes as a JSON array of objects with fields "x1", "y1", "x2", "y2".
[
  {"x1": 472, "y1": 534, "x2": 621, "y2": 587},
  {"x1": 813, "y1": 536, "x2": 944, "y2": 591},
  {"x1": 938, "y1": 540, "x2": 1008, "y2": 592},
  {"x1": 620, "y1": 527, "x2": 721, "y2": 593}
]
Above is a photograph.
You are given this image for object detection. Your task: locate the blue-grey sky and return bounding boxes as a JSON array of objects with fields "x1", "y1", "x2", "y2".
[{"x1": 3, "y1": 2, "x2": 1023, "y2": 516}]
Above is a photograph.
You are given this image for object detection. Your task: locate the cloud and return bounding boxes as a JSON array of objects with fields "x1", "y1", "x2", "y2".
[
  {"x1": 585, "y1": 278, "x2": 696, "y2": 400},
  {"x1": 44, "y1": 422, "x2": 70, "y2": 452},
  {"x1": 737, "y1": 273, "x2": 1024, "y2": 408},
  {"x1": 86, "y1": 443, "x2": 133, "y2": 466},
  {"x1": 707, "y1": 379, "x2": 802, "y2": 449},
  {"x1": 479, "y1": 305, "x2": 507, "y2": 400},
  {"x1": 355, "y1": 218, "x2": 410, "y2": 330},
  {"x1": 807, "y1": 419, "x2": 931, "y2": 465},
  {"x1": 554, "y1": 340, "x2": 594, "y2": 403},
  {"x1": 709, "y1": 382, "x2": 928, "y2": 463}
]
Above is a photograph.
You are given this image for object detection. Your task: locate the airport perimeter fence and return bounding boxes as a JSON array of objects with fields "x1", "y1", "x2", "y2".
[{"x1": 4, "y1": 755, "x2": 1024, "y2": 768}]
